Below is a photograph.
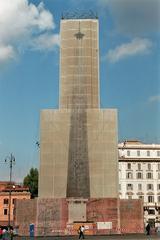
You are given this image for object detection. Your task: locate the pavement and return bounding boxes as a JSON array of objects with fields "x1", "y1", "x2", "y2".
[{"x1": 14, "y1": 234, "x2": 160, "y2": 240}]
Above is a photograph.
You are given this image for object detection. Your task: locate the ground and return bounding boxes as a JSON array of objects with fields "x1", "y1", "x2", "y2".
[{"x1": 14, "y1": 234, "x2": 160, "y2": 240}]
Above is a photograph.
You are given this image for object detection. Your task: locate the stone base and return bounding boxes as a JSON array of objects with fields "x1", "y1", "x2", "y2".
[{"x1": 14, "y1": 198, "x2": 144, "y2": 236}]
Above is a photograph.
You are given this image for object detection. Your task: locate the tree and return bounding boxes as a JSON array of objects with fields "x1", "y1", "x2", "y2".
[{"x1": 23, "y1": 168, "x2": 38, "y2": 198}]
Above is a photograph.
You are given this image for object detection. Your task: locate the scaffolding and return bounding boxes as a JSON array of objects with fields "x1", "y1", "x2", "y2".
[{"x1": 61, "y1": 10, "x2": 98, "y2": 20}]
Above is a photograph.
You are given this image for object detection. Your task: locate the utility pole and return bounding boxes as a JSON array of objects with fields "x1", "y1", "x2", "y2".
[{"x1": 5, "y1": 153, "x2": 15, "y2": 229}]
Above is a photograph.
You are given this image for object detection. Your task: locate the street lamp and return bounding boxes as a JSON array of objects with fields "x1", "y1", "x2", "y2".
[{"x1": 5, "y1": 153, "x2": 15, "y2": 228}]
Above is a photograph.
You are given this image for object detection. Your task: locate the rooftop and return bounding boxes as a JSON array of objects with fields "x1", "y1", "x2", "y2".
[
  {"x1": 0, "y1": 181, "x2": 29, "y2": 192},
  {"x1": 118, "y1": 140, "x2": 160, "y2": 149}
]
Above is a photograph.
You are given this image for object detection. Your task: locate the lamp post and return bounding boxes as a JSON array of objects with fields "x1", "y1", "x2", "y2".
[{"x1": 5, "y1": 153, "x2": 15, "y2": 228}]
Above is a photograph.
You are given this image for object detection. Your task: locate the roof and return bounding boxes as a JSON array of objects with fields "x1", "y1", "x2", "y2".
[
  {"x1": 124, "y1": 140, "x2": 142, "y2": 144},
  {"x1": 2, "y1": 187, "x2": 29, "y2": 192},
  {"x1": 118, "y1": 140, "x2": 160, "y2": 149},
  {"x1": 0, "y1": 182, "x2": 15, "y2": 191},
  {"x1": 0, "y1": 182, "x2": 29, "y2": 192}
]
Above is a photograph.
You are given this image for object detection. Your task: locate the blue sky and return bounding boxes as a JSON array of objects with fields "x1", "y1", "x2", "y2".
[{"x1": 0, "y1": 0, "x2": 159, "y2": 182}]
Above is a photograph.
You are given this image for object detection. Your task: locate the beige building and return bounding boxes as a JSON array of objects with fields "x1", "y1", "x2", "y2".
[
  {"x1": 118, "y1": 140, "x2": 160, "y2": 227},
  {"x1": 39, "y1": 17, "x2": 118, "y2": 199}
]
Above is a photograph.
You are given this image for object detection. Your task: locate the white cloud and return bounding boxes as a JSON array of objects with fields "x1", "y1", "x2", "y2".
[
  {"x1": 31, "y1": 33, "x2": 60, "y2": 51},
  {"x1": 149, "y1": 95, "x2": 160, "y2": 103},
  {"x1": 0, "y1": 45, "x2": 16, "y2": 63},
  {"x1": 107, "y1": 38, "x2": 152, "y2": 63},
  {"x1": 0, "y1": 0, "x2": 59, "y2": 64}
]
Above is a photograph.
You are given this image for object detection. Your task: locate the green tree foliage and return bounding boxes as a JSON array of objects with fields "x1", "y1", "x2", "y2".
[{"x1": 23, "y1": 168, "x2": 38, "y2": 198}]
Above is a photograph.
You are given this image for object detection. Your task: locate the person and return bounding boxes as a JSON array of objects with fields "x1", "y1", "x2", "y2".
[
  {"x1": 146, "y1": 223, "x2": 150, "y2": 235},
  {"x1": 156, "y1": 226, "x2": 160, "y2": 237},
  {"x1": 10, "y1": 229, "x2": 14, "y2": 240},
  {"x1": 0, "y1": 227, "x2": 2, "y2": 239},
  {"x1": 78, "y1": 225, "x2": 85, "y2": 239},
  {"x1": 2, "y1": 228, "x2": 7, "y2": 240}
]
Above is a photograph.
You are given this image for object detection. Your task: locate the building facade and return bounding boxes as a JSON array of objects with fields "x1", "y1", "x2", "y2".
[
  {"x1": 118, "y1": 140, "x2": 160, "y2": 227},
  {"x1": 0, "y1": 182, "x2": 30, "y2": 226}
]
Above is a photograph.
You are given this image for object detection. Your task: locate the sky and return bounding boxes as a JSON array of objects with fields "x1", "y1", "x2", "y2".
[{"x1": 0, "y1": 0, "x2": 159, "y2": 182}]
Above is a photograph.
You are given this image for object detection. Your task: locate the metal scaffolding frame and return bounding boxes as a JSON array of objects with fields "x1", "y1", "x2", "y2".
[{"x1": 61, "y1": 10, "x2": 98, "y2": 20}]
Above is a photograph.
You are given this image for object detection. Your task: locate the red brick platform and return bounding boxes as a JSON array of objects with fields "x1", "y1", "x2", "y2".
[{"x1": 14, "y1": 198, "x2": 144, "y2": 236}]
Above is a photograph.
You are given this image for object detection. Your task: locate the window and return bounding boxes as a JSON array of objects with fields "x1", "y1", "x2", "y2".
[
  {"x1": 12, "y1": 198, "x2": 16, "y2": 204},
  {"x1": 127, "y1": 184, "x2": 133, "y2": 190},
  {"x1": 158, "y1": 164, "x2": 160, "y2": 170},
  {"x1": 147, "y1": 172, "x2": 153, "y2": 179},
  {"x1": 147, "y1": 150, "x2": 150, "y2": 156},
  {"x1": 137, "y1": 172, "x2": 143, "y2": 179},
  {"x1": 3, "y1": 199, "x2": 8, "y2": 205},
  {"x1": 127, "y1": 150, "x2": 130, "y2": 156},
  {"x1": 147, "y1": 184, "x2": 153, "y2": 190},
  {"x1": 137, "y1": 150, "x2": 140, "y2": 156},
  {"x1": 139, "y1": 196, "x2": 144, "y2": 200},
  {"x1": 158, "y1": 173, "x2": 160, "y2": 179},
  {"x1": 126, "y1": 172, "x2": 133, "y2": 179},
  {"x1": 138, "y1": 184, "x2": 142, "y2": 191},
  {"x1": 119, "y1": 184, "x2": 121, "y2": 190},
  {"x1": 157, "y1": 151, "x2": 160, "y2": 157},
  {"x1": 128, "y1": 196, "x2": 132, "y2": 199},
  {"x1": 127, "y1": 163, "x2": 131, "y2": 170},
  {"x1": 4, "y1": 209, "x2": 8, "y2": 215},
  {"x1": 148, "y1": 163, "x2": 151, "y2": 170},
  {"x1": 138, "y1": 163, "x2": 141, "y2": 170},
  {"x1": 157, "y1": 184, "x2": 160, "y2": 190},
  {"x1": 148, "y1": 196, "x2": 154, "y2": 203},
  {"x1": 157, "y1": 196, "x2": 160, "y2": 203},
  {"x1": 148, "y1": 209, "x2": 155, "y2": 215}
]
